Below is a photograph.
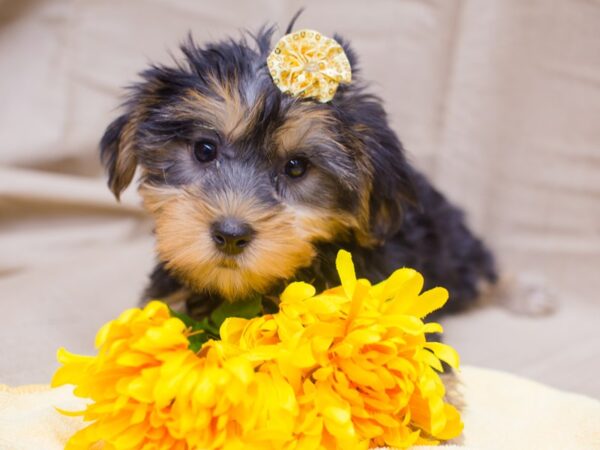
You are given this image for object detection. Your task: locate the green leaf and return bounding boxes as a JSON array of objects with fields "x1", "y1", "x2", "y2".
[
  {"x1": 168, "y1": 307, "x2": 198, "y2": 328},
  {"x1": 168, "y1": 308, "x2": 219, "y2": 352},
  {"x1": 209, "y1": 293, "x2": 263, "y2": 329},
  {"x1": 168, "y1": 294, "x2": 263, "y2": 352}
]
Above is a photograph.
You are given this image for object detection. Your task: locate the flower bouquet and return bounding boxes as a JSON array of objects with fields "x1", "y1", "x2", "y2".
[{"x1": 53, "y1": 250, "x2": 462, "y2": 449}]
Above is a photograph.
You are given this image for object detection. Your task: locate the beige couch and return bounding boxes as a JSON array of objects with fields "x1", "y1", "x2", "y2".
[{"x1": 1, "y1": 0, "x2": 599, "y2": 402}]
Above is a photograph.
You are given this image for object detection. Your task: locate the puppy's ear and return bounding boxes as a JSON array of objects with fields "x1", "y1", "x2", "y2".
[
  {"x1": 365, "y1": 122, "x2": 418, "y2": 242},
  {"x1": 334, "y1": 87, "x2": 418, "y2": 243},
  {"x1": 100, "y1": 113, "x2": 138, "y2": 200}
]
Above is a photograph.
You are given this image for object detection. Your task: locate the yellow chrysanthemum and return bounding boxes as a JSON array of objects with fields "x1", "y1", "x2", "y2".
[
  {"x1": 267, "y1": 29, "x2": 352, "y2": 102},
  {"x1": 53, "y1": 250, "x2": 462, "y2": 449}
]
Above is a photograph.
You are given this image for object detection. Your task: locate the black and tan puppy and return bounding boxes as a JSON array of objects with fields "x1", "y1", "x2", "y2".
[{"x1": 100, "y1": 26, "x2": 497, "y2": 320}]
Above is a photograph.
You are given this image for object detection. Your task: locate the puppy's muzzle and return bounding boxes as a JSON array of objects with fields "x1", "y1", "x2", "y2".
[{"x1": 211, "y1": 218, "x2": 255, "y2": 255}]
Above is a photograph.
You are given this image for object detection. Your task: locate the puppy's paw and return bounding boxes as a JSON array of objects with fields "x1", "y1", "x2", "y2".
[
  {"x1": 489, "y1": 273, "x2": 558, "y2": 316},
  {"x1": 441, "y1": 371, "x2": 465, "y2": 445}
]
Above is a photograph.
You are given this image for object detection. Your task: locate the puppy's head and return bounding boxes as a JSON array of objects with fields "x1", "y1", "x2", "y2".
[{"x1": 100, "y1": 27, "x2": 416, "y2": 300}]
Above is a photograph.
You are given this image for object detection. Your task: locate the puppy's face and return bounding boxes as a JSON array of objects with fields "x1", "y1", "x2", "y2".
[{"x1": 101, "y1": 30, "x2": 415, "y2": 300}]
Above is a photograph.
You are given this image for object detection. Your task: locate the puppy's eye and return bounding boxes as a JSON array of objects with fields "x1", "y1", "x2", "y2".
[
  {"x1": 193, "y1": 140, "x2": 217, "y2": 163},
  {"x1": 284, "y1": 157, "x2": 309, "y2": 178}
]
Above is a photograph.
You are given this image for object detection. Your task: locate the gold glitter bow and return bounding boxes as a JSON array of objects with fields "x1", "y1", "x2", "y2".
[{"x1": 267, "y1": 29, "x2": 352, "y2": 103}]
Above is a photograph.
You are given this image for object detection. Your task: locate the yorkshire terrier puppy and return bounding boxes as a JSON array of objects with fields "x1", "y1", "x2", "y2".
[{"x1": 100, "y1": 26, "x2": 497, "y2": 321}]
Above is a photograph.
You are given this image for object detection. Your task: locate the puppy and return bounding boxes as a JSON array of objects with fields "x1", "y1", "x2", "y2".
[{"x1": 99, "y1": 26, "x2": 497, "y2": 321}]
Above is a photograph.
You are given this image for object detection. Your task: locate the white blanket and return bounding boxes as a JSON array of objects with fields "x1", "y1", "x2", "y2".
[{"x1": 1, "y1": 366, "x2": 599, "y2": 450}]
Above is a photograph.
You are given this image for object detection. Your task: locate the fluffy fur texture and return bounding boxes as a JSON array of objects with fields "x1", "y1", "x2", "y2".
[{"x1": 100, "y1": 25, "x2": 497, "y2": 320}]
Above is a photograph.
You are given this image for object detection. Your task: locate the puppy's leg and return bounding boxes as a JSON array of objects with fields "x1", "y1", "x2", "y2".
[
  {"x1": 440, "y1": 370, "x2": 465, "y2": 445},
  {"x1": 390, "y1": 171, "x2": 498, "y2": 316},
  {"x1": 143, "y1": 263, "x2": 185, "y2": 306},
  {"x1": 143, "y1": 263, "x2": 217, "y2": 318},
  {"x1": 481, "y1": 272, "x2": 558, "y2": 316}
]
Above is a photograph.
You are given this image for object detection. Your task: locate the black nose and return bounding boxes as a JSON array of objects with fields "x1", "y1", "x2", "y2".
[{"x1": 211, "y1": 219, "x2": 255, "y2": 255}]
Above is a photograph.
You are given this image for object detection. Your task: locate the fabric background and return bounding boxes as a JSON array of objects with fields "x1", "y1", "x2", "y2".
[{"x1": 1, "y1": 0, "x2": 599, "y2": 398}]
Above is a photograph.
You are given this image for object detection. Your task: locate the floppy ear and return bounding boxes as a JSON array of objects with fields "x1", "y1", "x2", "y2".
[
  {"x1": 330, "y1": 36, "x2": 417, "y2": 242},
  {"x1": 334, "y1": 91, "x2": 418, "y2": 243},
  {"x1": 364, "y1": 119, "x2": 418, "y2": 242},
  {"x1": 100, "y1": 113, "x2": 138, "y2": 200}
]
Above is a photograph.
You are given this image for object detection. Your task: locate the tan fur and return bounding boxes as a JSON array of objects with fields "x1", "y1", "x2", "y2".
[
  {"x1": 271, "y1": 105, "x2": 378, "y2": 247},
  {"x1": 140, "y1": 183, "x2": 358, "y2": 299},
  {"x1": 156, "y1": 288, "x2": 190, "y2": 307},
  {"x1": 183, "y1": 77, "x2": 255, "y2": 142},
  {"x1": 347, "y1": 128, "x2": 377, "y2": 246},
  {"x1": 110, "y1": 111, "x2": 141, "y2": 198},
  {"x1": 107, "y1": 83, "x2": 173, "y2": 198},
  {"x1": 275, "y1": 111, "x2": 378, "y2": 246},
  {"x1": 273, "y1": 105, "x2": 338, "y2": 153}
]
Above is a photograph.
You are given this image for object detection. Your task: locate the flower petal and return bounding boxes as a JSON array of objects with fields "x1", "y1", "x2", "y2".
[
  {"x1": 281, "y1": 281, "x2": 316, "y2": 303},
  {"x1": 423, "y1": 342, "x2": 460, "y2": 369},
  {"x1": 336, "y1": 249, "x2": 356, "y2": 299},
  {"x1": 405, "y1": 287, "x2": 449, "y2": 319}
]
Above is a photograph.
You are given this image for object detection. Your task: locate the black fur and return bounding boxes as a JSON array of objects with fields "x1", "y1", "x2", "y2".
[{"x1": 294, "y1": 171, "x2": 497, "y2": 316}]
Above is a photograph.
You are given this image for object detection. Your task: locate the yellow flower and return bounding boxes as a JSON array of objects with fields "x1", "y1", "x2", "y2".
[
  {"x1": 53, "y1": 250, "x2": 462, "y2": 449},
  {"x1": 267, "y1": 29, "x2": 352, "y2": 103},
  {"x1": 53, "y1": 304, "x2": 290, "y2": 449},
  {"x1": 218, "y1": 250, "x2": 462, "y2": 448}
]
